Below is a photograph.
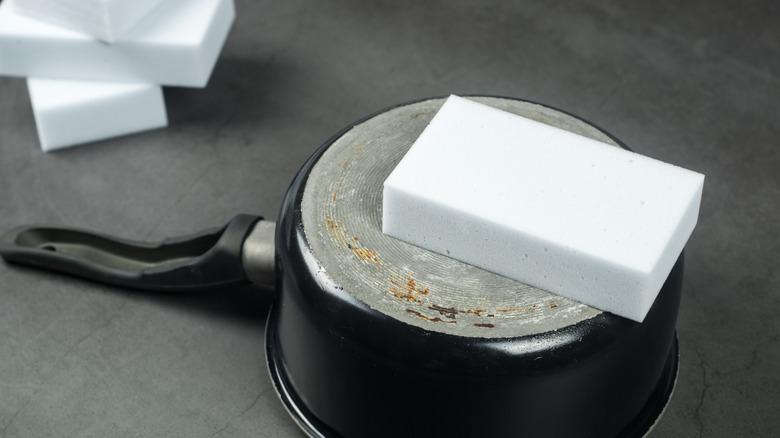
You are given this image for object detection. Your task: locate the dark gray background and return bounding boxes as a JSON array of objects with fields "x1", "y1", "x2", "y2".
[{"x1": 1, "y1": 0, "x2": 778, "y2": 436}]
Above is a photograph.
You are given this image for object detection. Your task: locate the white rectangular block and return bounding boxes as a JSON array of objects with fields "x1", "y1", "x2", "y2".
[
  {"x1": 12, "y1": 0, "x2": 167, "y2": 42},
  {"x1": 383, "y1": 96, "x2": 704, "y2": 322},
  {"x1": 28, "y1": 78, "x2": 168, "y2": 152},
  {"x1": 0, "y1": 0, "x2": 235, "y2": 87}
]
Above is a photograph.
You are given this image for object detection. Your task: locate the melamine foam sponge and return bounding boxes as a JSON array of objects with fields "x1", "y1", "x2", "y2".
[
  {"x1": 12, "y1": 0, "x2": 166, "y2": 43},
  {"x1": 28, "y1": 78, "x2": 168, "y2": 152},
  {"x1": 383, "y1": 96, "x2": 704, "y2": 322},
  {"x1": 0, "y1": 0, "x2": 234, "y2": 87}
]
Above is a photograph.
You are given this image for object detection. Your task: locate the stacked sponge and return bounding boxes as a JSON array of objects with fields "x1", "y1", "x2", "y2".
[{"x1": 0, "y1": 0, "x2": 236, "y2": 151}]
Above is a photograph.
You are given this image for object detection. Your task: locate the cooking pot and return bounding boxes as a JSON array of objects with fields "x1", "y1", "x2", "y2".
[{"x1": 0, "y1": 96, "x2": 681, "y2": 437}]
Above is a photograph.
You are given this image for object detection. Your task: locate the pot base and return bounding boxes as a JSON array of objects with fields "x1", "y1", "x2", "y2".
[
  {"x1": 264, "y1": 306, "x2": 679, "y2": 438},
  {"x1": 265, "y1": 305, "x2": 336, "y2": 438}
]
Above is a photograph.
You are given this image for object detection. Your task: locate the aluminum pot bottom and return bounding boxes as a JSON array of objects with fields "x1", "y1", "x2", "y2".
[{"x1": 264, "y1": 306, "x2": 679, "y2": 438}]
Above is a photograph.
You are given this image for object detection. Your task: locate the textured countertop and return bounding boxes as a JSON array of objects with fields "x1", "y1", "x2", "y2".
[{"x1": 1, "y1": 0, "x2": 778, "y2": 436}]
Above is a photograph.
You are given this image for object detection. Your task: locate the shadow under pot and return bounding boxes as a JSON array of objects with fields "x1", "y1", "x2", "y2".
[{"x1": 0, "y1": 96, "x2": 681, "y2": 438}]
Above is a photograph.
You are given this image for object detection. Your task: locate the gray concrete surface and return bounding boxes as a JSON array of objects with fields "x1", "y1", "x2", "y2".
[{"x1": 1, "y1": 0, "x2": 778, "y2": 436}]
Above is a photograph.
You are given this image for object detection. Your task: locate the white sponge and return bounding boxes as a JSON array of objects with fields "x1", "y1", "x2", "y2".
[
  {"x1": 28, "y1": 78, "x2": 168, "y2": 152},
  {"x1": 0, "y1": 0, "x2": 235, "y2": 87},
  {"x1": 12, "y1": 0, "x2": 167, "y2": 43},
  {"x1": 383, "y1": 96, "x2": 704, "y2": 322}
]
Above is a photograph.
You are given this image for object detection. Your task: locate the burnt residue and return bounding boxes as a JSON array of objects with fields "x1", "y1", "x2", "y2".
[
  {"x1": 464, "y1": 308, "x2": 487, "y2": 317},
  {"x1": 427, "y1": 305, "x2": 491, "y2": 320},
  {"x1": 428, "y1": 304, "x2": 458, "y2": 319},
  {"x1": 473, "y1": 323, "x2": 495, "y2": 328},
  {"x1": 406, "y1": 309, "x2": 456, "y2": 324},
  {"x1": 420, "y1": 302, "x2": 498, "y2": 322},
  {"x1": 496, "y1": 304, "x2": 539, "y2": 314}
]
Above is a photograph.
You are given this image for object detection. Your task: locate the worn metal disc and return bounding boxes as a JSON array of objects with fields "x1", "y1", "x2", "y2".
[{"x1": 301, "y1": 96, "x2": 620, "y2": 338}]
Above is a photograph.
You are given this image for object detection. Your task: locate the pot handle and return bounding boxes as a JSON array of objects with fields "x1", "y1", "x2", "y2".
[{"x1": 0, "y1": 214, "x2": 272, "y2": 292}]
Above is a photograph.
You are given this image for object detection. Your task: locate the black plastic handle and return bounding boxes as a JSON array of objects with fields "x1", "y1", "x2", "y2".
[{"x1": 0, "y1": 214, "x2": 262, "y2": 292}]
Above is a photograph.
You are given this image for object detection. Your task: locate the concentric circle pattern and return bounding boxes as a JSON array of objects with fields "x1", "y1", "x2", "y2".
[{"x1": 301, "y1": 97, "x2": 619, "y2": 338}]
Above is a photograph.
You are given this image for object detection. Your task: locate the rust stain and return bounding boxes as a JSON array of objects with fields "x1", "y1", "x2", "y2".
[
  {"x1": 324, "y1": 216, "x2": 351, "y2": 248},
  {"x1": 389, "y1": 285, "x2": 422, "y2": 303},
  {"x1": 326, "y1": 217, "x2": 382, "y2": 265},
  {"x1": 389, "y1": 286, "x2": 419, "y2": 303},
  {"x1": 326, "y1": 216, "x2": 382, "y2": 265},
  {"x1": 495, "y1": 306, "x2": 523, "y2": 314},
  {"x1": 406, "y1": 309, "x2": 456, "y2": 324},
  {"x1": 346, "y1": 236, "x2": 381, "y2": 265},
  {"x1": 405, "y1": 277, "x2": 429, "y2": 296},
  {"x1": 325, "y1": 216, "x2": 339, "y2": 233},
  {"x1": 351, "y1": 246, "x2": 381, "y2": 264},
  {"x1": 325, "y1": 217, "x2": 345, "y2": 245},
  {"x1": 332, "y1": 191, "x2": 337, "y2": 202},
  {"x1": 389, "y1": 273, "x2": 429, "y2": 303},
  {"x1": 473, "y1": 323, "x2": 495, "y2": 328},
  {"x1": 325, "y1": 217, "x2": 345, "y2": 243},
  {"x1": 338, "y1": 143, "x2": 365, "y2": 171}
]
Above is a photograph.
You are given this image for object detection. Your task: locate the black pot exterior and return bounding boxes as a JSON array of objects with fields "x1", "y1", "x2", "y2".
[{"x1": 271, "y1": 99, "x2": 682, "y2": 438}]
